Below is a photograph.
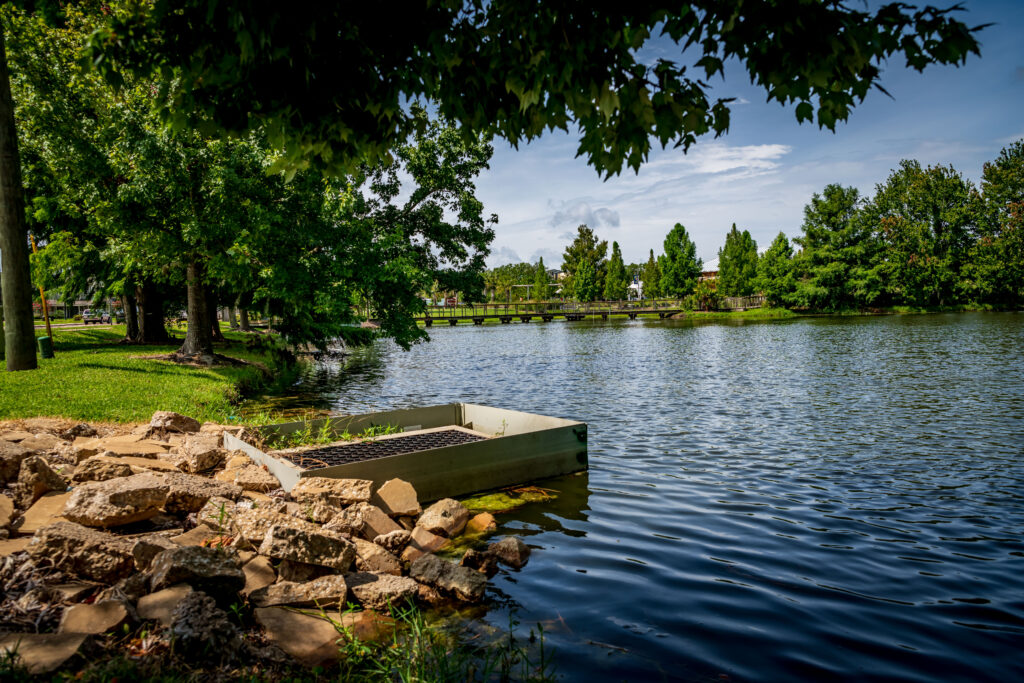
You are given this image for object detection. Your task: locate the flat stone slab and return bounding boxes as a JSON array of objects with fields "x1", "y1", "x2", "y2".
[
  {"x1": 325, "y1": 502, "x2": 401, "y2": 541},
  {"x1": 0, "y1": 493, "x2": 13, "y2": 528},
  {"x1": 137, "y1": 584, "x2": 193, "y2": 626},
  {"x1": 259, "y1": 525, "x2": 355, "y2": 571},
  {"x1": 372, "y1": 478, "x2": 421, "y2": 517},
  {"x1": 347, "y1": 571, "x2": 418, "y2": 611},
  {"x1": 291, "y1": 477, "x2": 372, "y2": 508},
  {"x1": 401, "y1": 526, "x2": 450, "y2": 563},
  {"x1": 27, "y1": 521, "x2": 135, "y2": 583},
  {"x1": 0, "y1": 536, "x2": 31, "y2": 557},
  {"x1": 19, "y1": 433, "x2": 65, "y2": 453},
  {"x1": 241, "y1": 556, "x2": 276, "y2": 596},
  {"x1": 62, "y1": 474, "x2": 168, "y2": 528},
  {"x1": 417, "y1": 498, "x2": 470, "y2": 538},
  {"x1": 58, "y1": 600, "x2": 129, "y2": 634},
  {"x1": 250, "y1": 575, "x2": 348, "y2": 608},
  {"x1": 16, "y1": 491, "x2": 72, "y2": 535},
  {"x1": 0, "y1": 633, "x2": 88, "y2": 674},
  {"x1": 254, "y1": 607, "x2": 342, "y2": 668},
  {"x1": 0, "y1": 430, "x2": 34, "y2": 442}
]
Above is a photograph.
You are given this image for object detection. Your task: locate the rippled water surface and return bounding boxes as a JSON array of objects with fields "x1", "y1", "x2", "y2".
[{"x1": 268, "y1": 313, "x2": 1024, "y2": 681}]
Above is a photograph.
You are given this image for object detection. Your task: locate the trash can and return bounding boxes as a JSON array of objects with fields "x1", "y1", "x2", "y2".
[{"x1": 37, "y1": 336, "x2": 54, "y2": 359}]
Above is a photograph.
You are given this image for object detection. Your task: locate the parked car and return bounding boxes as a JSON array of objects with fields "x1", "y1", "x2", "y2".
[{"x1": 81, "y1": 309, "x2": 109, "y2": 324}]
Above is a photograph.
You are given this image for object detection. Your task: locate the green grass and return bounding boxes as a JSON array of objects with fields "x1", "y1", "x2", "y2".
[
  {"x1": 681, "y1": 307, "x2": 798, "y2": 320},
  {"x1": 0, "y1": 326, "x2": 298, "y2": 424}
]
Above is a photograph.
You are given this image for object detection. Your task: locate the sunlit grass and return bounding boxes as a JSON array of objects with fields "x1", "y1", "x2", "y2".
[{"x1": 0, "y1": 326, "x2": 294, "y2": 424}]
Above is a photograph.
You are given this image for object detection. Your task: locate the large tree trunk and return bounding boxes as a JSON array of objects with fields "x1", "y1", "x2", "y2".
[
  {"x1": 136, "y1": 280, "x2": 169, "y2": 343},
  {"x1": 228, "y1": 304, "x2": 238, "y2": 329},
  {"x1": 122, "y1": 292, "x2": 139, "y2": 342},
  {"x1": 180, "y1": 259, "x2": 213, "y2": 357},
  {"x1": 237, "y1": 292, "x2": 252, "y2": 332},
  {"x1": 0, "y1": 30, "x2": 36, "y2": 371},
  {"x1": 207, "y1": 288, "x2": 225, "y2": 342}
]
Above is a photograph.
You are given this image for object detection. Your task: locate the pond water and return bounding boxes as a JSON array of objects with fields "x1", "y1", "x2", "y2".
[{"x1": 260, "y1": 313, "x2": 1024, "y2": 681}]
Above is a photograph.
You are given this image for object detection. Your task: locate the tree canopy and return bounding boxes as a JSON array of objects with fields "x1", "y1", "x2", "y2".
[
  {"x1": 562, "y1": 225, "x2": 607, "y2": 301},
  {"x1": 88, "y1": 1, "x2": 983, "y2": 178},
  {"x1": 660, "y1": 223, "x2": 702, "y2": 297},
  {"x1": 717, "y1": 224, "x2": 758, "y2": 296}
]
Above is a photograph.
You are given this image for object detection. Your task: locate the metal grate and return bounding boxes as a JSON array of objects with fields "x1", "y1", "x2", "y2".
[{"x1": 277, "y1": 429, "x2": 488, "y2": 470}]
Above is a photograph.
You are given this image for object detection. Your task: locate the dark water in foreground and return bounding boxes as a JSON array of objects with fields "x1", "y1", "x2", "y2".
[{"x1": 261, "y1": 313, "x2": 1024, "y2": 681}]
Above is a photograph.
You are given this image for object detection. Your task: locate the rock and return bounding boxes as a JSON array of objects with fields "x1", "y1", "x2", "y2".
[
  {"x1": 148, "y1": 546, "x2": 245, "y2": 595},
  {"x1": 415, "y1": 583, "x2": 447, "y2": 608},
  {"x1": 233, "y1": 465, "x2": 280, "y2": 492},
  {"x1": 19, "y1": 433, "x2": 65, "y2": 453},
  {"x1": 0, "y1": 633, "x2": 88, "y2": 674},
  {"x1": 178, "y1": 434, "x2": 225, "y2": 473},
  {"x1": 254, "y1": 607, "x2": 342, "y2": 668},
  {"x1": 51, "y1": 582, "x2": 96, "y2": 602},
  {"x1": 400, "y1": 526, "x2": 450, "y2": 563},
  {"x1": 460, "y1": 548, "x2": 499, "y2": 577},
  {"x1": 199, "y1": 501, "x2": 320, "y2": 545},
  {"x1": 251, "y1": 575, "x2": 348, "y2": 608},
  {"x1": 0, "y1": 536, "x2": 31, "y2": 557},
  {"x1": 170, "y1": 591, "x2": 242, "y2": 661},
  {"x1": 72, "y1": 456, "x2": 134, "y2": 483},
  {"x1": 160, "y1": 472, "x2": 242, "y2": 514},
  {"x1": 489, "y1": 536, "x2": 531, "y2": 569},
  {"x1": 338, "y1": 610, "x2": 395, "y2": 643},
  {"x1": 241, "y1": 556, "x2": 276, "y2": 596},
  {"x1": 57, "y1": 600, "x2": 129, "y2": 634},
  {"x1": 277, "y1": 559, "x2": 336, "y2": 583},
  {"x1": 132, "y1": 535, "x2": 178, "y2": 570},
  {"x1": 417, "y1": 498, "x2": 470, "y2": 538},
  {"x1": 373, "y1": 529, "x2": 411, "y2": 555},
  {"x1": 0, "y1": 494, "x2": 13, "y2": 529},
  {"x1": 258, "y1": 525, "x2": 355, "y2": 571},
  {"x1": 148, "y1": 411, "x2": 201, "y2": 438},
  {"x1": 62, "y1": 473, "x2": 168, "y2": 528},
  {"x1": 352, "y1": 537, "x2": 402, "y2": 576},
  {"x1": 61, "y1": 423, "x2": 97, "y2": 440},
  {"x1": 325, "y1": 502, "x2": 402, "y2": 541},
  {"x1": 291, "y1": 477, "x2": 372, "y2": 508},
  {"x1": 27, "y1": 521, "x2": 134, "y2": 583},
  {"x1": 410, "y1": 553, "x2": 487, "y2": 602},
  {"x1": 21, "y1": 417, "x2": 66, "y2": 433},
  {"x1": 347, "y1": 571, "x2": 419, "y2": 611},
  {"x1": 18, "y1": 456, "x2": 68, "y2": 506},
  {"x1": 169, "y1": 526, "x2": 219, "y2": 547},
  {"x1": 15, "y1": 491, "x2": 72, "y2": 535},
  {"x1": 372, "y1": 478, "x2": 421, "y2": 517},
  {"x1": 137, "y1": 584, "x2": 193, "y2": 626},
  {"x1": 0, "y1": 439, "x2": 32, "y2": 483},
  {"x1": 0, "y1": 429, "x2": 34, "y2": 442},
  {"x1": 466, "y1": 512, "x2": 498, "y2": 535}
]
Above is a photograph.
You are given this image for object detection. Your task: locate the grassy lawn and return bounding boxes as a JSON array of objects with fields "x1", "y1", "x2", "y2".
[{"x1": 0, "y1": 326, "x2": 294, "y2": 424}]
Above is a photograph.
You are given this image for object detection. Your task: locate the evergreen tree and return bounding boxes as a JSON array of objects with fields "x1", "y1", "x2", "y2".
[
  {"x1": 659, "y1": 223, "x2": 702, "y2": 297},
  {"x1": 603, "y1": 241, "x2": 628, "y2": 300},
  {"x1": 968, "y1": 139, "x2": 1024, "y2": 305},
  {"x1": 532, "y1": 257, "x2": 550, "y2": 300},
  {"x1": 572, "y1": 259, "x2": 600, "y2": 302},
  {"x1": 717, "y1": 223, "x2": 759, "y2": 296},
  {"x1": 642, "y1": 249, "x2": 661, "y2": 298},
  {"x1": 756, "y1": 232, "x2": 796, "y2": 307},
  {"x1": 562, "y1": 225, "x2": 607, "y2": 297}
]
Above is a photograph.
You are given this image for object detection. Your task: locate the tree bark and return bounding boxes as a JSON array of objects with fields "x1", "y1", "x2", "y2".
[
  {"x1": 0, "y1": 29, "x2": 36, "y2": 371},
  {"x1": 180, "y1": 259, "x2": 213, "y2": 357},
  {"x1": 228, "y1": 304, "x2": 238, "y2": 329},
  {"x1": 237, "y1": 291, "x2": 252, "y2": 331},
  {"x1": 122, "y1": 292, "x2": 140, "y2": 342},
  {"x1": 136, "y1": 280, "x2": 169, "y2": 343},
  {"x1": 207, "y1": 288, "x2": 225, "y2": 342}
]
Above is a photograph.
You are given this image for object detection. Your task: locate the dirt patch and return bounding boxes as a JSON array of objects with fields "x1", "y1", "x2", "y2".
[{"x1": 132, "y1": 352, "x2": 256, "y2": 369}]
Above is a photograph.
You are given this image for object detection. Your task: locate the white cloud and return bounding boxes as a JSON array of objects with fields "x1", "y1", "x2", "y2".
[
  {"x1": 548, "y1": 200, "x2": 621, "y2": 228},
  {"x1": 486, "y1": 246, "x2": 522, "y2": 267}
]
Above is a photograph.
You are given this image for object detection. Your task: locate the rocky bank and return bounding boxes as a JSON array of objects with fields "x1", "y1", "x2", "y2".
[{"x1": 0, "y1": 413, "x2": 530, "y2": 676}]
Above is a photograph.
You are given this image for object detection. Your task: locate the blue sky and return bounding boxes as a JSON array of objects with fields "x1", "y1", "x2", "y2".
[{"x1": 473, "y1": 0, "x2": 1024, "y2": 268}]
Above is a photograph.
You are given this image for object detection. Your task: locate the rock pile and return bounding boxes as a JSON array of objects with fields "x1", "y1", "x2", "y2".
[{"x1": 0, "y1": 412, "x2": 531, "y2": 674}]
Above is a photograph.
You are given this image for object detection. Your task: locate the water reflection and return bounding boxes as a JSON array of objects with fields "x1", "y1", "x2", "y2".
[{"x1": 249, "y1": 313, "x2": 1024, "y2": 681}]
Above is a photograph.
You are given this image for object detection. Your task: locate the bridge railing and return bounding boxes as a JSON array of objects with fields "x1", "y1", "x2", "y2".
[{"x1": 420, "y1": 299, "x2": 691, "y2": 318}]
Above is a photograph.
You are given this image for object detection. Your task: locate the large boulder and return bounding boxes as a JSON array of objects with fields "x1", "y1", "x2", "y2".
[
  {"x1": 291, "y1": 477, "x2": 372, "y2": 508},
  {"x1": 62, "y1": 473, "x2": 168, "y2": 528},
  {"x1": 352, "y1": 537, "x2": 402, "y2": 576},
  {"x1": 416, "y1": 498, "x2": 470, "y2": 538},
  {"x1": 258, "y1": 525, "x2": 355, "y2": 571},
  {"x1": 198, "y1": 500, "x2": 319, "y2": 545},
  {"x1": 17, "y1": 456, "x2": 68, "y2": 507},
  {"x1": 170, "y1": 591, "x2": 242, "y2": 661},
  {"x1": 346, "y1": 571, "x2": 419, "y2": 611},
  {"x1": 147, "y1": 546, "x2": 245, "y2": 596},
  {"x1": 0, "y1": 440, "x2": 32, "y2": 484},
  {"x1": 148, "y1": 411, "x2": 201, "y2": 439},
  {"x1": 177, "y1": 434, "x2": 225, "y2": 473},
  {"x1": 71, "y1": 456, "x2": 134, "y2": 483},
  {"x1": 27, "y1": 521, "x2": 134, "y2": 583},
  {"x1": 372, "y1": 478, "x2": 421, "y2": 517},
  {"x1": 410, "y1": 554, "x2": 487, "y2": 602},
  {"x1": 488, "y1": 536, "x2": 531, "y2": 569},
  {"x1": 325, "y1": 502, "x2": 402, "y2": 540},
  {"x1": 250, "y1": 575, "x2": 349, "y2": 608}
]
